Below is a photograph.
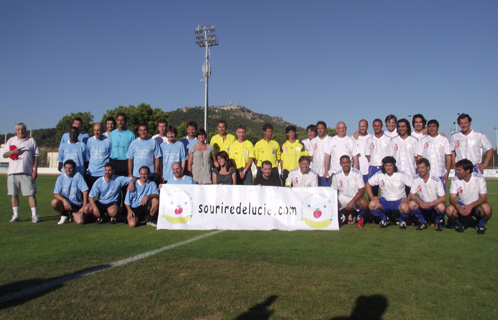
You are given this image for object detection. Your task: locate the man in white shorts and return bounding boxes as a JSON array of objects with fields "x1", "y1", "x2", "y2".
[
  {"x1": 3, "y1": 123, "x2": 39, "y2": 223},
  {"x1": 408, "y1": 158, "x2": 447, "y2": 231},
  {"x1": 324, "y1": 122, "x2": 359, "y2": 185},
  {"x1": 331, "y1": 155, "x2": 368, "y2": 227},
  {"x1": 285, "y1": 156, "x2": 318, "y2": 188}
]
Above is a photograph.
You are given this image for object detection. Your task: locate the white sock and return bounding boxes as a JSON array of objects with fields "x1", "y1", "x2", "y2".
[
  {"x1": 31, "y1": 207, "x2": 37, "y2": 216},
  {"x1": 12, "y1": 207, "x2": 19, "y2": 217}
]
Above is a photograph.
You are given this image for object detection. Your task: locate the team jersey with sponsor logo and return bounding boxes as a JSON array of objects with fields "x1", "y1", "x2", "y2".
[
  {"x1": 87, "y1": 136, "x2": 112, "y2": 177},
  {"x1": 308, "y1": 135, "x2": 333, "y2": 176},
  {"x1": 450, "y1": 130, "x2": 493, "y2": 165},
  {"x1": 368, "y1": 171, "x2": 413, "y2": 201},
  {"x1": 281, "y1": 140, "x2": 308, "y2": 171},
  {"x1": 228, "y1": 140, "x2": 255, "y2": 169},
  {"x1": 384, "y1": 129, "x2": 398, "y2": 139},
  {"x1": 285, "y1": 168, "x2": 319, "y2": 187},
  {"x1": 254, "y1": 139, "x2": 281, "y2": 168},
  {"x1": 126, "y1": 138, "x2": 161, "y2": 178},
  {"x1": 332, "y1": 168, "x2": 365, "y2": 198},
  {"x1": 210, "y1": 134, "x2": 236, "y2": 153},
  {"x1": 124, "y1": 179, "x2": 159, "y2": 208},
  {"x1": 354, "y1": 134, "x2": 372, "y2": 175},
  {"x1": 365, "y1": 134, "x2": 391, "y2": 166},
  {"x1": 89, "y1": 175, "x2": 131, "y2": 204},
  {"x1": 411, "y1": 131, "x2": 425, "y2": 140},
  {"x1": 450, "y1": 172, "x2": 487, "y2": 205},
  {"x1": 389, "y1": 136, "x2": 418, "y2": 177},
  {"x1": 57, "y1": 141, "x2": 90, "y2": 177},
  {"x1": 53, "y1": 172, "x2": 89, "y2": 206},
  {"x1": 326, "y1": 136, "x2": 359, "y2": 176},
  {"x1": 417, "y1": 134, "x2": 451, "y2": 177},
  {"x1": 160, "y1": 141, "x2": 187, "y2": 181},
  {"x1": 410, "y1": 173, "x2": 445, "y2": 202}
]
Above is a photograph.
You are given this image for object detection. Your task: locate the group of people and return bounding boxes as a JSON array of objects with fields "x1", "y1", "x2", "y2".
[{"x1": 3, "y1": 112, "x2": 493, "y2": 233}]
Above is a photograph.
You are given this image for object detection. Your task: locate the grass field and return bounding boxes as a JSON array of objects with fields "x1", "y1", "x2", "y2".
[{"x1": 0, "y1": 175, "x2": 497, "y2": 319}]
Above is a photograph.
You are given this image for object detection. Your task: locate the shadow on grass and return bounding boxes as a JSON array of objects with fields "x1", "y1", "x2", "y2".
[
  {"x1": 0, "y1": 264, "x2": 112, "y2": 310},
  {"x1": 235, "y1": 295, "x2": 278, "y2": 320},
  {"x1": 331, "y1": 294, "x2": 388, "y2": 320}
]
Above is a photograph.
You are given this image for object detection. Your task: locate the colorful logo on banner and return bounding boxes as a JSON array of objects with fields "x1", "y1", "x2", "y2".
[
  {"x1": 160, "y1": 188, "x2": 194, "y2": 224},
  {"x1": 300, "y1": 193, "x2": 334, "y2": 228}
]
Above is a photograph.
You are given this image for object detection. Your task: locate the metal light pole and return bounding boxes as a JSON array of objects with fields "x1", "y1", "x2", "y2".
[{"x1": 195, "y1": 25, "x2": 218, "y2": 141}]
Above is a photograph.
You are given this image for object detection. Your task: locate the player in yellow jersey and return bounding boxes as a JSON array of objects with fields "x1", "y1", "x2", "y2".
[
  {"x1": 280, "y1": 125, "x2": 308, "y2": 186},
  {"x1": 210, "y1": 120, "x2": 236, "y2": 156},
  {"x1": 228, "y1": 125, "x2": 255, "y2": 185},
  {"x1": 254, "y1": 124, "x2": 281, "y2": 178}
]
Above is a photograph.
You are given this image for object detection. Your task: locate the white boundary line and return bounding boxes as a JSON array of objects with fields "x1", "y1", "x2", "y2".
[{"x1": 0, "y1": 230, "x2": 223, "y2": 304}]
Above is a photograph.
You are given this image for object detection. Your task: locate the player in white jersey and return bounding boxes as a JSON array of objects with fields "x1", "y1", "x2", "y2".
[
  {"x1": 301, "y1": 124, "x2": 317, "y2": 169},
  {"x1": 366, "y1": 157, "x2": 413, "y2": 228},
  {"x1": 447, "y1": 159, "x2": 492, "y2": 234},
  {"x1": 384, "y1": 114, "x2": 398, "y2": 139},
  {"x1": 409, "y1": 158, "x2": 447, "y2": 231},
  {"x1": 308, "y1": 121, "x2": 333, "y2": 186},
  {"x1": 332, "y1": 156, "x2": 368, "y2": 226},
  {"x1": 324, "y1": 122, "x2": 359, "y2": 183},
  {"x1": 353, "y1": 119, "x2": 373, "y2": 183},
  {"x1": 285, "y1": 156, "x2": 318, "y2": 188},
  {"x1": 416, "y1": 119, "x2": 451, "y2": 186},
  {"x1": 365, "y1": 119, "x2": 392, "y2": 197},
  {"x1": 104, "y1": 117, "x2": 115, "y2": 137},
  {"x1": 389, "y1": 119, "x2": 418, "y2": 195},
  {"x1": 450, "y1": 113, "x2": 493, "y2": 174},
  {"x1": 411, "y1": 114, "x2": 427, "y2": 140}
]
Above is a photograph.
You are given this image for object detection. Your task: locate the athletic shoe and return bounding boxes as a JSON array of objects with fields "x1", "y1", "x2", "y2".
[
  {"x1": 357, "y1": 218, "x2": 365, "y2": 228},
  {"x1": 477, "y1": 227, "x2": 486, "y2": 235},
  {"x1": 109, "y1": 217, "x2": 117, "y2": 225},
  {"x1": 416, "y1": 223, "x2": 427, "y2": 231},
  {"x1": 57, "y1": 216, "x2": 68, "y2": 225},
  {"x1": 455, "y1": 225, "x2": 464, "y2": 233},
  {"x1": 435, "y1": 222, "x2": 443, "y2": 232},
  {"x1": 399, "y1": 222, "x2": 407, "y2": 229},
  {"x1": 96, "y1": 218, "x2": 103, "y2": 225},
  {"x1": 340, "y1": 214, "x2": 346, "y2": 226},
  {"x1": 379, "y1": 220, "x2": 389, "y2": 228},
  {"x1": 9, "y1": 216, "x2": 19, "y2": 223},
  {"x1": 32, "y1": 215, "x2": 39, "y2": 223},
  {"x1": 146, "y1": 220, "x2": 157, "y2": 227}
]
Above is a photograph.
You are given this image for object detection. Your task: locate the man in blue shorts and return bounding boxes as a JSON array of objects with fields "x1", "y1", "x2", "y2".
[
  {"x1": 124, "y1": 166, "x2": 159, "y2": 228},
  {"x1": 109, "y1": 112, "x2": 135, "y2": 176}
]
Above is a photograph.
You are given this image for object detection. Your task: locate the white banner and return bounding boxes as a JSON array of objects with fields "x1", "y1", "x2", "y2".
[{"x1": 157, "y1": 185, "x2": 339, "y2": 231}]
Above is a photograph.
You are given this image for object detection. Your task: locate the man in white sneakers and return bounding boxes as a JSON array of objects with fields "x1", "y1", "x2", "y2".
[
  {"x1": 3, "y1": 123, "x2": 40, "y2": 223},
  {"x1": 285, "y1": 156, "x2": 318, "y2": 188}
]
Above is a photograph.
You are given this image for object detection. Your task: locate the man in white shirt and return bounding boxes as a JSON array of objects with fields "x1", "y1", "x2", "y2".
[
  {"x1": 450, "y1": 113, "x2": 493, "y2": 174},
  {"x1": 3, "y1": 122, "x2": 39, "y2": 223},
  {"x1": 389, "y1": 119, "x2": 418, "y2": 195},
  {"x1": 285, "y1": 156, "x2": 318, "y2": 188},
  {"x1": 353, "y1": 119, "x2": 373, "y2": 183},
  {"x1": 411, "y1": 114, "x2": 427, "y2": 140},
  {"x1": 308, "y1": 121, "x2": 333, "y2": 186},
  {"x1": 417, "y1": 119, "x2": 451, "y2": 186},
  {"x1": 366, "y1": 157, "x2": 413, "y2": 228},
  {"x1": 324, "y1": 122, "x2": 359, "y2": 184},
  {"x1": 446, "y1": 159, "x2": 492, "y2": 234},
  {"x1": 301, "y1": 124, "x2": 317, "y2": 153},
  {"x1": 332, "y1": 155, "x2": 368, "y2": 227},
  {"x1": 365, "y1": 119, "x2": 392, "y2": 197},
  {"x1": 384, "y1": 114, "x2": 398, "y2": 139},
  {"x1": 408, "y1": 158, "x2": 447, "y2": 231}
]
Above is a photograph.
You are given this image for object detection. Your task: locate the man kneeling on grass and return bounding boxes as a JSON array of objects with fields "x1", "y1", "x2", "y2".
[
  {"x1": 51, "y1": 160, "x2": 89, "y2": 225},
  {"x1": 446, "y1": 159, "x2": 492, "y2": 234},
  {"x1": 366, "y1": 156, "x2": 413, "y2": 228},
  {"x1": 83, "y1": 162, "x2": 135, "y2": 224},
  {"x1": 124, "y1": 166, "x2": 159, "y2": 228}
]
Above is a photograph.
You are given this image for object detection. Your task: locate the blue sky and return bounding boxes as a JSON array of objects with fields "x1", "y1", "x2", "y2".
[{"x1": 1, "y1": 0, "x2": 497, "y2": 146}]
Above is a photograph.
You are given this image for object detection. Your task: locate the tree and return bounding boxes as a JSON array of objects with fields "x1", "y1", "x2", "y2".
[
  {"x1": 55, "y1": 112, "x2": 94, "y2": 143},
  {"x1": 100, "y1": 103, "x2": 169, "y2": 136},
  {"x1": 176, "y1": 122, "x2": 188, "y2": 139}
]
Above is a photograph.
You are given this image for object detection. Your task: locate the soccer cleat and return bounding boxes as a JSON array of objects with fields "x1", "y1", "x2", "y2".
[
  {"x1": 32, "y1": 215, "x2": 39, "y2": 223},
  {"x1": 340, "y1": 214, "x2": 346, "y2": 226},
  {"x1": 416, "y1": 223, "x2": 427, "y2": 231},
  {"x1": 109, "y1": 217, "x2": 117, "y2": 225},
  {"x1": 10, "y1": 216, "x2": 20, "y2": 223},
  {"x1": 435, "y1": 222, "x2": 443, "y2": 232},
  {"x1": 379, "y1": 220, "x2": 388, "y2": 228},
  {"x1": 96, "y1": 218, "x2": 103, "y2": 225},
  {"x1": 399, "y1": 222, "x2": 407, "y2": 229},
  {"x1": 57, "y1": 216, "x2": 68, "y2": 225},
  {"x1": 455, "y1": 225, "x2": 464, "y2": 233},
  {"x1": 357, "y1": 218, "x2": 365, "y2": 228},
  {"x1": 477, "y1": 227, "x2": 486, "y2": 235},
  {"x1": 146, "y1": 220, "x2": 157, "y2": 227}
]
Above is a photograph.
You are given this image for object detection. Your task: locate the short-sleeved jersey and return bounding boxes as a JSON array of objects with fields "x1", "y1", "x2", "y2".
[
  {"x1": 326, "y1": 136, "x2": 359, "y2": 175},
  {"x1": 285, "y1": 168, "x2": 318, "y2": 187},
  {"x1": 384, "y1": 129, "x2": 398, "y2": 139},
  {"x1": 210, "y1": 134, "x2": 236, "y2": 153},
  {"x1": 368, "y1": 171, "x2": 413, "y2": 201},
  {"x1": 110, "y1": 129, "x2": 136, "y2": 160},
  {"x1": 53, "y1": 172, "x2": 88, "y2": 206},
  {"x1": 181, "y1": 136, "x2": 198, "y2": 154},
  {"x1": 450, "y1": 130, "x2": 493, "y2": 165},
  {"x1": 160, "y1": 141, "x2": 187, "y2": 181},
  {"x1": 127, "y1": 138, "x2": 161, "y2": 178},
  {"x1": 254, "y1": 139, "x2": 281, "y2": 168},
  {"x1": 354, "y1": 134, "x2": 372, "y2": 175},
  {"x1": 417, "y1": 134, "x2": 451, "y2": 177},
  {"x1": 152, "y1": 134, "x2": 167, "y2": 146},
  {"x1": 228, "y1": 140, "x2": 255, "y2": 169},
  {"x1": 365, "y1": 134, "x2": 391, "y2": 166},
  {"x1": 389, "y1": 136, "x2": 418, "y2": 177},
  {"x1": 3, "y1": 136, "x2": 39, "y2": 175},
  {"x1": 332, "y1": 168, "x2": 365, "y2": 198},
  {"x1": 59, "y1": 132, "x2": 90, "y2": 147},
  {"x1": 301, "y1": 138, "x2": 313, "y2": 153},
  {"x1": 411, "y1": 131, "x2": 425, "y2": 140},
  {"x1": 167, "y1": 175, "x2": 196, "y2": 185},
  {"x1": 281, "y1": 140, "x2": 308, "y2": 171},
  {"x1": 410, "y1": 173, "x2": 445, "y2": 202},
  {"x1": 87, "y1": 136, "x2": 112, "y2": 177},
  {"x1": 124, "y1": 179, "x2": 158, "y2": 208},
  {"x1": 450, "y1": 173, "x2": 487, "y2": 205},
  {"x1": 57, "y1": 141, "x2": 90, "y2": 177},
  {"x1": 308, "y1": 135, "x2": 333, "y2": 176},
  {"x1": 89, "y1": 175, "x2": 131, "y2": 204}
]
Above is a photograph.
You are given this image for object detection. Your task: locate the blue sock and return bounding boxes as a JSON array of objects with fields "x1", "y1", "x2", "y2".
[
  {"x1": 412, "y1": 208, "x2": 426, "y2": 224},
  {"x1": 399, "y1": 212, "x2": 409, "y2": 223},
  {"x1": 435, "y1": 211, "x2": 445, "y2": 223},
  {"x1": 455, "y1": 216, "x2": 464, "y2": 226},
  {"x1": 478, "y1": 218, "x2": 487, "y2": 228},
  {"x1": 371, "y1": 208, "x2": 386, "y2": 221},
  {"x1": 358, "y1": 208, "x2": 366, "y2": 219}
]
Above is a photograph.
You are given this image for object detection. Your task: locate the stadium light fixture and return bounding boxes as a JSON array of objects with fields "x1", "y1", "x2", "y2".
[{"x1": 195, "y1": 25, "x2": 219, "y2": 140}]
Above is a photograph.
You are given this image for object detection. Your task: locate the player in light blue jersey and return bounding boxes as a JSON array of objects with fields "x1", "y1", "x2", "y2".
[
  {"x1": 57, "y1": 127, "x2": 89, "y2": 177},
  {"x1": 160, "y1": 162, "x2": 195, "y2": 185},
  {"x1": 58, "y1": 117, "x2": 90, "y2": 147},
  {"x1": 127, "y1": 123, "x2": 161, "y2": 182},
  {"x1": 86, "y1": 123, "x2": 112, "y2": 190},
  {"x1": 124, "y1": 166, "x2": 159, "y2": 228},
  {"x1": 51, "y1": 160, "x2": 89, "y2": 225},
  {"x1": 161, "y1": 126, "x2": 187, "y2": 182},
  {"x1": 180, "y1": 121, "x2": 198, "y2": 175}
]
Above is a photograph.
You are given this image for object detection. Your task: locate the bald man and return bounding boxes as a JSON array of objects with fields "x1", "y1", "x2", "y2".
[
  {"x1": 324, "y1": 122, "x2": 359, "y2": 184},
  {"x1": 86, "y1": 123, "x2": 112, "y2": 190}
]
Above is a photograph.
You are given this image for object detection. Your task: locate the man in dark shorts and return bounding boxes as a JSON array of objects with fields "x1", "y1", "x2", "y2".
[
  {"x1": 254, "y1": 161, "x2": 281, "y2": 187},
  {"x1": 109, "y1": 112, "x2": 135, "y2": 176},
  {"x1": 124, "y1": 166, "x2": 159, "y2": 228}
]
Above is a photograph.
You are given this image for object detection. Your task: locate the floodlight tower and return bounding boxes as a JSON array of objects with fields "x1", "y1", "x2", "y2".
[{"x1": 195, "y1": 25, "x2": 218, "y2": 141}]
